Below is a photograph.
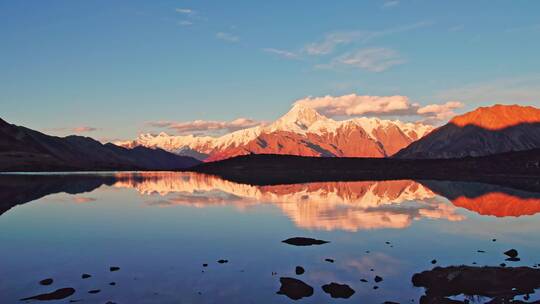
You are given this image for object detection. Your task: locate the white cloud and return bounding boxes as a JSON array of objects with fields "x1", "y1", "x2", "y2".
[
  {"x1": 294, "y1": 94, "x2": 464, "y2": 123},
  {"x1": 262, "y1": 48, "x2": 299, "y2": 59},
  {"x1": 417, "y1": 101, "x2": 464, "y2": 121},
  {"x1": 329, "y1": 48, "x2": 405, "y2": 72},
  {"x1": 382, "y1": 0, "x2": 400, "y2": 8},
  {"x1": 148, "y1": 118, "x2": 263, "y2": 134},
  {"x1": 175, "y1": 8, "x2": 194, "y2": 15},
  {"x1": 294, "y1": 94, "x2": 418, "y2": 116},
  {"x1": 216, "y1": 32, "x2": 239, "y2": 43}
]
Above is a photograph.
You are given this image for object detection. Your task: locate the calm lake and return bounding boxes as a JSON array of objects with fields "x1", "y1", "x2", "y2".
[{"x1": 2, "y1": 172, "x2": 540, "y2": 303}]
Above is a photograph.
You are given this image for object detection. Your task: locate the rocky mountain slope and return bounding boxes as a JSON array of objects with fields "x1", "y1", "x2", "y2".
[
  {"x1": 0, "y1": 118, "x2": 200, "y2": 171},
  {"x1": 395, "y1": 104, "x2": 540, "y2": 159}
]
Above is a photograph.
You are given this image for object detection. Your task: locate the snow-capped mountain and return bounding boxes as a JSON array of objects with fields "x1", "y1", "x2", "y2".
[{"x1": 116, "y1": 103, "x2": 434, "y2": 161}]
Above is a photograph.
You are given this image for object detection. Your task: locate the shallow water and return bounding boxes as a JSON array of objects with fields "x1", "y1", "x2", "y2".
[{"x1": 1, "y1": 172, "x2": 540, "y2": 303}]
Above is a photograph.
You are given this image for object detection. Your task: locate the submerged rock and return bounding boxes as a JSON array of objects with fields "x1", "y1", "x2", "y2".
[
  {"x1": 109, "y1": 266, "x2": 120, "y2": 272},
  {"x1": 374, "y1": 275, "x2": 383, "y2": 283},
  {"x1": 20, "y1": 288, "x2": 76, "y2": 301},
  {"x1": 217, "y1": 259, "x2": 228, "y2": 264},
  {"x1": 282, "y1": 237, "x2": 329, "y2": 246},
  {"x1": 88, "y1": 289, "x2": 101, "y2": 294},
  {"x1": 81, "y1": 273, "x2": 91, "y2": 279},
  {"x1": 39, "y1": 278, "x2": 53, "y2": 286},
  {"x1": 295, "y1": 266, "x2": 305, "y2": 275},
  {"x1": 276, "y1": 277, "x2": 314, "y2": 300},
  {"x1": 324, "y1": 258, "x2": 334, "y2": 263},
  {"x1": 321, "y1": 282, "x2": 355, "y2": 299}
]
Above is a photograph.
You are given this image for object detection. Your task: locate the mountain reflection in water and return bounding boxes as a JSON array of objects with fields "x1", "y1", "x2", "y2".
[{"x1": 2, "y1": 172, "x2": 540, "y2": 231}]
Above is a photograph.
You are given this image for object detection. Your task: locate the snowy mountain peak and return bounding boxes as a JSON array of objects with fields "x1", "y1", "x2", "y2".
[{"x1": 268, "y1": 103, "x2": 332, "y2": 133}]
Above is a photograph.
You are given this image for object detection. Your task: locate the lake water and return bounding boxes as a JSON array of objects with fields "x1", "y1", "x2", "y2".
[{"x1": 2, "y1": 172, "x2": 540, "y2": 303}]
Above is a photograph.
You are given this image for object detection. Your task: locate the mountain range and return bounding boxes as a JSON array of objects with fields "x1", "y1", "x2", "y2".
[
  {"x1": 117, "y1": 103, "x2": 434, "y2": 161},
  {"x1": 0, "y1": 118, "x2": 200, "y2": 171}
]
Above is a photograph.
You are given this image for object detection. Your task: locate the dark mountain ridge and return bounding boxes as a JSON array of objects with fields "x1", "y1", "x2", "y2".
[{"x1": 0, "y1": 118, "x2": 200, "y2": 171}]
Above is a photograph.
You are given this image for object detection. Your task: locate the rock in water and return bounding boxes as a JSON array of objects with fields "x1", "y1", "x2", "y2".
[
  {"x1": 21, "y1": 288, "x2": 76, "y2": 301},
  {"x1": 504, "y1": 249, "x2": 519, "y2": 258},
  {"x1": 321, "y1": 282, "x2": 355, "y2": 299},
  {"x1": 295, "y1": 266, "x2": 305, "y2": 275},
  {"x1": 276, "y1": 277, "x2": 314, "y2": 300},
  {"x1": 39, "y1": 278, "x2": 53, "y2": 286},
  {"x1": 282, "y1": 237, "x2": 329, "y2": 246}
]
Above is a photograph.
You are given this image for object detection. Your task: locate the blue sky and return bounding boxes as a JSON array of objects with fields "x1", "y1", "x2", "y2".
[{"x1": 1, "y1": 0, "x2": 539, "y2": 141}]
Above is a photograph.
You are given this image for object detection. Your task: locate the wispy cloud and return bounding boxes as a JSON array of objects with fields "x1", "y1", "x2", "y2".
[
  {"x1": 262, "y1": 48, "x2": 300, "y2": 59},
  {"x1": 304, "y1": 22, "x2": 429, "y2": 56},
  {"x1": 148, "y1": 118, "x2": 263, "y2": 135},
  {"x1": 435, "y1": 75, "x2": 540, "y2": 105},
  {"x1": 320, "y1": 47, "x2": 405, "y2": 72},
  {"x1": 382, "y1": 0, "x2": 400, "y2": 8},
  {"x1": 216, "y1": 32, "x2": 239, "y2": 43},
  {"x1": 178, "y1": 20, "x2": 193, "y2": 26},
  {"x1": 73, "y1": 126, "x2": 98, "y2": 133},
  {"x1": 175, "y1": 8, "x2": 194, "y2": 15}
]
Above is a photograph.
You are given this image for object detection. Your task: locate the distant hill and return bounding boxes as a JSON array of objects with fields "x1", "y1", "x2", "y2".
[
  {"x1": 190, "y1": 150, "x2": 540, "y2": 190},
  {"x1": 0, "y1": 118, "x2": 201, "y2": 171},
  {"x1": 395, "y1": 104, "x2": 540, "y2": 159},
  {"x1": 117, "y1": 103, "x2": 433, "y2": 161}
]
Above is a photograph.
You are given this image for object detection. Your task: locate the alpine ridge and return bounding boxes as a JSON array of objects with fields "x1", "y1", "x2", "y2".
[
  {"x1": 395, "y1": 104, "x2": 540, "y2": 159},
  {"x1": 117, "y1": 104, "x2": 433, "y2": 161}
]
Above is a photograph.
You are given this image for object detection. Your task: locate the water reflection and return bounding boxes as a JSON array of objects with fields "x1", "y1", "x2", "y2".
[
  {"x1": 2, "y1": 173, "x2": 540, "y2": 231},
  {"x1": 2, "y1": 172, "x2": 540, "y2": 303}
]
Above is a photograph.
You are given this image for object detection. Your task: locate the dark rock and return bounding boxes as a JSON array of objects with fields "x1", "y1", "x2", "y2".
[
  {"x1": 360, "y1": 279, "x2": 368, "y2": 282},
  {"x1": 110, "y1": 266, "x2": 120, "y2": 272},
  {"x1": 431, "y1": 260, "x2": 437, "y2": 264},
  {"x1": 88, "y1": 289, "x2": 101, "y2": 294},
  {"x1": 81, "y1": 274, "x2": 91, "y2": 279},
  {"x1": 477, "y1": 250, "x2": 485, "y2": 253},
  {"x1": 295, "y1": 266, "x2": 305, "y2": 275},
  {"x1": 217, "y1": 259, "x2": 228, "y2": 264},
  {"x1": 412, "y1": 265, "x2": 540, "y2": 302},
  {"x1": 492, "y1": 239, "x2": 497, "y2": 242},
  {"x1": 109, "y1": 282, "x2": 116, "y2": 286},
  {"x1": 282, "y1": 237, "x2": 329, "y2": 246},
  {"x1": 39, "y1": 278, "x2": 53, "y2": 286},
  {"x1": 504, "y1": 249, "x2": 519, "y2": 258},
  {"x1": 202, "y1": 263, "x2": 208, "y2": 267},
  {"x1": 374, "y1": 275, "x2": 383, "y2": 283},
  {"x1": 20, "y1": 288, "x2": 76, "y2": 301},
  {"x1": 321, "y1": 282, "x2": 355, "y2": 299},
  {"x1": 276, "y1": 277, "x2": 314, "y2": 300},
  {"x1": 325, "y1": 258, "x2": 334, "y2": 263},
  {"x1": 373, "y1": 286, "x2": 379, "y2": 290}
]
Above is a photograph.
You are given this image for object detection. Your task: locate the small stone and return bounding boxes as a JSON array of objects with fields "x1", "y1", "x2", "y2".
[
  {"x1": 431, "y1": 259, "x2": 437, "y2": 264},
  {"x1": 374, "y1": 275, "x2": 383, "y2": 283},
  {"x1": 321, "y1": 282, "x2": 355, "y2": 299},
  {"x1": 39, "y1": 278, "x2": 53, "y2": 286},
  {"x1": 88, "y1": 289, "x2": 101, "y2": 294},
  {"x1": 217, "y1": 259, "x2": 228, "y2": 264},
  {"x1": 81, "y1": 274, "x2": 91, "y2": 279},
  {"x1": 110, "y1": 266, "x2": 120, "y2": 272},
  {"x1": 325, "y1": 258, "x2": 334, "y2": 263},
  {"x1": 295, "y1": 266, "x2": 305, "y2": 275}
]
